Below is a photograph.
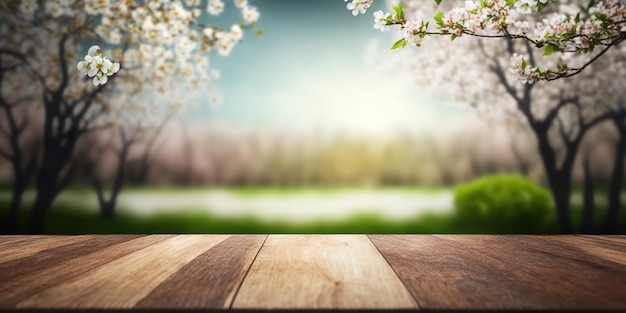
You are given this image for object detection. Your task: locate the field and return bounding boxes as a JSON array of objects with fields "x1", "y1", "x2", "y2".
[{"x1": 2, "y1": 187, "x2": 625, "y2": 234}]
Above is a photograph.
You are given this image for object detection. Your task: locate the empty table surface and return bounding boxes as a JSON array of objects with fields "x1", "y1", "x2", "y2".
[{"x1": 0, "y1": 235, "x2": 624, "y2": 312}]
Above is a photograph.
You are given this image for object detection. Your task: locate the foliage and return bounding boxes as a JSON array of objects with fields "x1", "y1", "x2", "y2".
[
  {"x1": 359, "y1": 0, "x2": 625, "y2": 234},
  {"x1": 4, "y1": 187, "x2": 626, "y2": 234},
  {"x1": 0, "y1": 0, "x2": 262, "y2": 232},
  {"x1": 345, "y1": 0, "x2": 626, "y2": 82},
  {"x1": 454, "y1": 175, "x2": 553, "y2": 231}
]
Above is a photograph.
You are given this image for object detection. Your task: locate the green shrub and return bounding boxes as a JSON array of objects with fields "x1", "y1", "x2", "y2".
[{"x1": 454, "y1": 175, "x2": 552, "y2": 232}]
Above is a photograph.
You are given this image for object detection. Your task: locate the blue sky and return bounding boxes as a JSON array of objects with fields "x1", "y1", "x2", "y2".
[{"x1": 186, "y1": 0, "x2": 471, "y2": 136}]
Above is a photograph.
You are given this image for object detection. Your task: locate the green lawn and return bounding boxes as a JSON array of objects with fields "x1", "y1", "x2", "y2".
[
  {"x1": 1, "y1": 187, "x2": 625, "y2": 234},
  {"x1": 0, "y1": 199, "x2": 559, "y2": 234}
]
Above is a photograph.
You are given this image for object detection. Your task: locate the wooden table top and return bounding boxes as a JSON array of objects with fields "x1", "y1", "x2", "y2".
[{"x1": 0, "y1": 235, "x2": 624, "y2": 312}]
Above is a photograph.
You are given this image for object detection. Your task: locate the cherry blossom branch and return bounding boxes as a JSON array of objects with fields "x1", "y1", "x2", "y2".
[
  {"x1": 348, "y1": 0, "x2": 626, "y2": 83},
  {"x1": 549, "y1": 36, "x2": 625, "y2": 80}
]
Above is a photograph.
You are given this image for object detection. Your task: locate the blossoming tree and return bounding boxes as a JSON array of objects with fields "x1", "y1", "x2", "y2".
[
  {"x1": 348, "y1": 0, "x2": 625, "y2": 82},
  {"x1": 0, "y1": 56, "x2": 41, "y2": 233},
  {"x1": 349, "y1": 0, "x2": 626, "y2": 233},
  {"x1": 0, "y1": 0, "x2": 260, "y2": 233}
]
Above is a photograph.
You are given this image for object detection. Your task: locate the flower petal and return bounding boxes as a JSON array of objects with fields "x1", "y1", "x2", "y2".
[
  {"x1": 88, "y1": 45, "x2": 101, "y2": 57},
  {"x1": 102, "y1": 58, "x2": 112, "y2": 71}
]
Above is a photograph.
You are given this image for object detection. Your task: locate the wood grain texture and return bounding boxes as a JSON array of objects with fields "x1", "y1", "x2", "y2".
[
  {"x1": 576, "y1": 235, "x2": 626, "y2": 250},
  {"x1": 0, "y1": 235, "x2": 48, "y2": 245},
  {"x1": 0, "y1": 235, "x2": 93, "y2": 264},
  {"x1": 232, "y1": 235, "x2": 417, "y2": 309},
  {"x1": 0, "y1": 235, "x2": 624, "y2": 312},
  {"x1": 16, "y1": 235, "x2": 229, "y2": 309},
  {"x1": 136, "y1": 235, "x2": 267, "y2": 309},
  {"x1": 582, "y1": 235, "x2": 626, "y2": 243},
  {"x1": 438, "y1": 235, "x2": 626, "y2": 309},
  {"x1": 0, "y1": 235, "x2": 172, "y2": 307},
  {"x1": 0, "y1": 235, "x2": 142, "y2": 287},
  {"x1": 558, "y1": 236, "x2": 626, "y2": 266},
  {"x1": 369, "y1": 235, "x2": 626, "y2": 310}
]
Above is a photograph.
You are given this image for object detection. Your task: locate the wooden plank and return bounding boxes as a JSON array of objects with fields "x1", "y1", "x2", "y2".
[
  {"x1": 136, "y1": 235, "x2": 267, "y2": 309},
  {"x1": 577, "y1": 235, "x2": 626, "y2": 249},
  {"x1": 557, "y1": 236, "x2": 626, "y2": 266},
  {"x1": 0, "y1": 235, "x2": 142, "y2": 286},
  {"x1": 0, "y1": 236, "x2": 60, "y2": 252},
  {"x1": 370, "y1": 235, "x2": 626, "y2": 310},
  {"x1": 569, "y1": 239, "x2": 626, "y2": 266},
  {"x1": 232, "y1": 235, "x2": 417, "y2": 309},
  {"x1": 0, "y1": 235, "x2": 93, "y2": 264},
  {"x1": 441, "y1": 234, "x2": 626, "y2": 272},
  {"x1": 507, "y1": 235, "x2": 626, "y2": 270},
  {"x1": 588, "y1": 235, "x2": 626, "y2": 242},
  {"x1": 16, "y1": 235, "x2": 229, "y2": 309},
  {"x1": 371, "y1": 235, "x2": 512, "y2": 310},
  {"x1": 0, "y1": 235, "x2": 173, "y2": 307},
  {"x1": 0, "y1": 235, "x2": 49, "y2": 245},
  {"x1": 432, "y1": 235, "x2": 626, "y2": 309}
]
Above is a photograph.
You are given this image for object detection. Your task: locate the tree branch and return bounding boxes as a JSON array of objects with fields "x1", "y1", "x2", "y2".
[
  {"x1": 55, "y1": 33, "x2": 70, "y2": 96},
  {"x1": 582, "y1": 111, "x2": 612, "y2": 133},
  {"x1": 0, "y1": 49, "x2": 26, "y2": 62},
  {"x1": 557, "y1": 114, "x2": 571, "y2": 146},
  {"x1": 478, "y1": 40, "x2": 522, "y2": 104},
  {"x1": 0, "y1": 49, "x2": 47, "y2": 89},
  {"x1": 552, "y1": 37, "x2": 625, "y2": 81},
  {"x1": 543, "y1": 96, "x2": 579, "y2": 127}
]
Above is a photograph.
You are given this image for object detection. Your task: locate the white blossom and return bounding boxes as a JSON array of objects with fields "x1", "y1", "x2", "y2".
[
  {"x1": 207, "y1": 0, "x2": 224, "y2": 15},
  {"x1": 373, "y1": 10, "x2": 393, "y2": 32},
  {"x1": 403, "y1": 19, "x2": 427, "y2": 46},
  {"x1": 19, "y1": 0, "x2": 38, "y2": 15},
  {"x1": 347, "y1": 0, "x2": 373, "y2": 16},
  {"x1": 242, "y1": 5, "x2": 260, "y2": 24},
  {"x1": 349, "y1": 0, "x2": 626, "y2": 82},
  {"x1": 77, "y1": 45, "x2": 120, "y2": 86}
]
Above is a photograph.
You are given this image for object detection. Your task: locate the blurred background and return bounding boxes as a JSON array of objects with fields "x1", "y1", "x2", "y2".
[{"x1": 0, "y1": 0, "x2": 624, "y2": 234}]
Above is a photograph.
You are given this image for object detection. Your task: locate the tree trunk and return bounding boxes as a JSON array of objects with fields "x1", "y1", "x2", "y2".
[
  {"x1": 4, "y1": 144, "x2": 39, "y2": 233},
  {"x1": 28, "y1": 138, "x2": 67, "y2": 234},
  {"x1": 100, "y1": 202, "x2": 115, "y2": 219},
  {"x1": 93, "y1": 177, "x2": 112, "y2": 219},
  {"x1": 26, "y1": 34, "x2": 98, "y2": 234},
  {"x1": 552, "y1": 179, "x2": 573, "y2": 234},
  {"x1": 3, "y1": 179, "x2": 26, "y2": 233},
  {"x1": 581, "y1": 157, "x2": 595, "y2": 233},
  {"x1": 603, "y1": 115, "x2": 626, "y2": 234},
  {"x1": 29, "y1": 174, "x2": 58, "y2": 234},
  {"x1": 3, "y1": 150, "x2": 25, "y2": 233},
  {"x1": 92, "y1": 141, "x2": 130, "y2": 219},
  {"x1": 535, "y1": 130, "x2": 573, "y2": 234}
]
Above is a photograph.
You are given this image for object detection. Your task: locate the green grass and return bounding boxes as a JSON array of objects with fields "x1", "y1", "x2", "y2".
[
  {"x1": 0, "y1": 182, "x2": 11, "y2": 192},
  {"x1": 1, "y1": 188, "x2": 625, "y2": 234},
  {"x1": 1, "y1": 199, "x2": 562, "y2": 235}
]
